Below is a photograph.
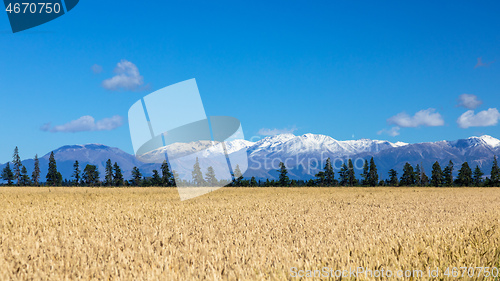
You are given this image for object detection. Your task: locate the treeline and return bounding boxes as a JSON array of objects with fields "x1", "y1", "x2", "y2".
[
  {"x1": 0, "y1": 147, "x2": 177, "y2": 187},
  {"x1": 1, "y1": 146, "x2": 499, "y2": 187},
  {"x1": 258, "y1": 157, "x2": 500, "y2": 187}
]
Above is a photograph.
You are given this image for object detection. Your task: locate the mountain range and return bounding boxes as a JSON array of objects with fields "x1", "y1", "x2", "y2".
[{"x1": 1, "y1": 134, "x2": 499, "y2": 182}]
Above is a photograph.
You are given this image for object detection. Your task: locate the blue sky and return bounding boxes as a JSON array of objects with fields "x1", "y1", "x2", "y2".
[{"x1": 0, "y1": 0, "x2": 499, "y2": 162}]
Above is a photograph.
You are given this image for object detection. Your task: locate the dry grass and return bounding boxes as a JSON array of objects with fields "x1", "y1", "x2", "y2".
[{"x1": 0, "y1": 187, "x2": 499, "y2": 280}]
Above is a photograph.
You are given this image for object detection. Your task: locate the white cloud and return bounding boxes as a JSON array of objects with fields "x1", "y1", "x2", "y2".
[
  {"x1": 377, "y1": 126, "x2": 400, "y2": 137},
  {"x1": 91, "y1": 64, "x2": 103, "y2": 74},
  {"x1": 42, "y1": 115, "x2": 123, "y2": 133},
  {"x1": 457, "y1": 94, "x2": 482, "y2": 109},
  {"x1": 258, "y1": 126, "x2": 297, "y2": 136},
  {"x1": 457, "y1": 108, "x2": 500, "y2": 129},
  {"x1": 102, "y1": 60, "x2": 144, "y2": 91},
  {"x1": 387, "y1": 108, "x2": 444, "y2": 128}
]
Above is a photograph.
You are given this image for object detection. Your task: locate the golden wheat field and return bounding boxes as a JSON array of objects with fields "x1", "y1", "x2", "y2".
[{"x1": 0, "y1": 187, "x2": 499, "y2": 280}]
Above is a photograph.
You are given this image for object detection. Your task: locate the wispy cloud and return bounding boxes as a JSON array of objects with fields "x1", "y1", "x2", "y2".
[
  {"x1": 457, "y1": 108, "x2": 500, "y2": 129},
  {"x1": 258, "y1": 126, "x2": 297, "y2": 136},
  {"x1": 102, "y1": 60, "x2": 144, "y2": 91},
  {"x1": 377, "y1": 126, "x2": 400, "y2": 137},
  {"x1": 474, "y1": 57, "x2": 494, "y2": 68},
  {"x1": 457, "y1": 93, "x2": 482, "y2": 109},
  {"x1": 41, "y1": 115, "x2": 124, "y2": 133},
  {"x1": 387, "y1": 108, "x2": 444, "y2": 128},
  {"x1": 91, "y1": 64, "x2": 103, "y2": 74}
]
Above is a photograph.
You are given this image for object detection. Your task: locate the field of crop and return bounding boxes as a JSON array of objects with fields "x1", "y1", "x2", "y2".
[{"x1": 0, "y1": 187, "x2": 499, "y2": 280}]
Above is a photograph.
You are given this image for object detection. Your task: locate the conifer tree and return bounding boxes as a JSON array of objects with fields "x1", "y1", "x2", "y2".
[
  {"x1": 46, "y1": 152, "x2": 60, "y2": 186},
  {"x1": 113, "y1": 162, "x2": 124, "y2": 186},
  {"x1": 347, "y1": 159, "x2": 356, "y2": 186},
  {"x1": 161, "y1": 160, "x2": 174, "y2": 187},
  {"x1": 12, "y1": 146, "x2": 22, "y2": 186},
  {"x1": 361, "y1": 159, "x2": 369, "y2": 186},
  {"x1": 233, "y1": 164, "x2": 243, "y2": 186},
  {"x1": 1, "y1": 162, "x2": 14, "y2": 185},
  {"x1": 339, "y1": 163, "x2": 348, "y2": 186},
  {"x1": 20, "y1": 165, "x2": 30, "y2": 186},
  {"x1": 82, "y1": 164, "x2": 100, "y2": 186},
  {"x1": 131, "y1": 166, "x2": 142, "y2": 186},
  {"x1": 457, "y1": 161, "x2": 472, "y2": 187},
  {"x1": 443, "y1": 160, "x2": 454, "y2": 187},
  {"x1": 388, "y1": 169, "x2": 398, "y2": 186},
  {"x1": 32, "y1": 154, "x2": 40, "y2": 186},
  {"x1": 472, "y1": 165, "x2": 484, "y2": 187},
  {"x1": 72, "y1": 160, "x2": 80, "y2": 186},
  {"x1": 191, "y1": 158, "x2": 205, "y2": 186},
  {"x1": 431, "y1": 161, "x2": 443, "y2": 187},
  {"x1": 324, "y1": 158, "x2": 335, "y2": 186},
  {"x1": 205, "y1": 166, "x2": 217, "y2": 186},
  {"x1": 415, "y1": 164, "x2": 422, "y2": 186},
  {"x1": 421, "y1": 172, "x2": 429, "y2": 186},
  {"x1": 314, "y1": 170, "x2": 325, "y2": 186},
  {"x1": 368, "y1": 157, "x2": 379, "y2": 186},
  {"x1": 278, "y1": 162, "x2": 290, "y2": 187},
  {"x1": 105, "y1": 159, "x2": 113, "y2": 186},
  {"x1": 400, "y1": 162, "x2": 415, "y2": 186},
  {"x1": 250, "y1": 176, "x2": 258, "y2": 187},
  {"x1": 491, "y1": 156, "x2": 500, "y2": 186},
  {"x1": 151, "y1": 169, "x2": 162, "y2": 186}
]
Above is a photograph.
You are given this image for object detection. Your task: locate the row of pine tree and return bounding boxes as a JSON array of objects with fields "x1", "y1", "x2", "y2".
[{"x1": 1, "y1": 147, "x2": 499, "y2": 187}]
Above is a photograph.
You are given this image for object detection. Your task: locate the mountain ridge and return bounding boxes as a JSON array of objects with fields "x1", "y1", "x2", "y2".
[{"x1": 1, "y1": 134, "x2": 498, "y2": 182}]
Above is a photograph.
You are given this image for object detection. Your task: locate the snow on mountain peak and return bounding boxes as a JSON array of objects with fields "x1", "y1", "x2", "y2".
[
  {"x1": 393, "y1": 141, "x2": 409, "y2": 147},
  {"x1": 478, "y1": 135, "x2": 500, "y2": 148}
]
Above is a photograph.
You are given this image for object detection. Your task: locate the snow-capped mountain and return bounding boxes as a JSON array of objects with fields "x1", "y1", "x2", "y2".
[{"x1": 0, "y1": 134, "x2": 498, "y2": 182}]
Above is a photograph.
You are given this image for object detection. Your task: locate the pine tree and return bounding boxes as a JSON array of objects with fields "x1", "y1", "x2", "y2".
[
  {"x1": 431, "y1": 161, "x2": 443, "y2": 187},
  {"x1": 105, "y1": 159, "x2": 113, "y2": 186},
  {"x1": 46, "y1": 152, "x2": 60, "y2": 186},
  {"x1": 233, "y1": 164, "x2": 243, "y2": 186},
  {"x1": 72, "y1": 160, "x2": 80, "y2": 186},
  {"x1": 421, "y1": 172, "x2": 429, "y2": 186},
  {"x1": 491, "y1": 156, "x2": 500, "y2": 186},
  {"x1": 1, "y1": 163, "x2": 14, "y2": 185},
  {"x1": 151, "y1": 169, "x2": 162, "y2": 186},
  {"x1": 233, "y1": 164, "x2": 243, "y2": 179},
  {"x1": 161, "y1": 160, "x2": 174, "y2": 187},
  {"x1": 443, "y1": 160, "x2": 454, "y2": 187},
  {"x1": 205, "y1": 166, "x2": 217, "y2": 186},
  {"x1": 82, "y1": 164, "x2": 100, "y2": 186},
  {"x1": 324, "y1": 158, "x2": 335, "y2": 186},
  {"x1": 400, "y1": 162, "x2": 415, "y2": 186},
  {"x1": 473, "y1": 165, "x2": 484, "y2": 187},
  {"x1": 388, "y1": 169, "x2": 398, "y2": 186},
  {"x1": 347, "y1": 159, "x2": 356, "y2": 186},
  {"x1": 278, "y1": 162, "x2": 290, "y2": 187},
  {"x1": 361, "y1": 159, "x2": 369, "y2": 186},
  {"x1": 113, "y1": 162, "x2": 124, "y2": 186},
  {"x1": 420, "y1": 164, "x2": 428, "y2": 186},
  {"x1": 314, "y1": 170, "x2": 325, "y2": 186},
  {"x1": 368, "y1": 157, "x2": 378, "y2": 186},
  {"x1": 415, "y1": 164, "x2": 422, "y2": 186},
  {"x1": 191, "y1": 157, "x2": 205, "y2": 186},
  {"x1": 20, "y1": 165, "x2": 30, "y2": 186},
  {"x1": 250, "y1": 176, "x2": 258, "y2": 187},
  {"x1": 32, "y1": 154, "x2": 40, "y2": 186},
  {"x1": 457, "y1": 161, "x2": 472, "y2": 187},
  {"x1": 339, "y1": 163, "x2": 348, "y2": 186},
  {"x1": 131, "y1": 166, "x2": 142, "y2": 186},
  {"x1": 12, "y1": 146, "x2": 22, "y2": 186}
]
